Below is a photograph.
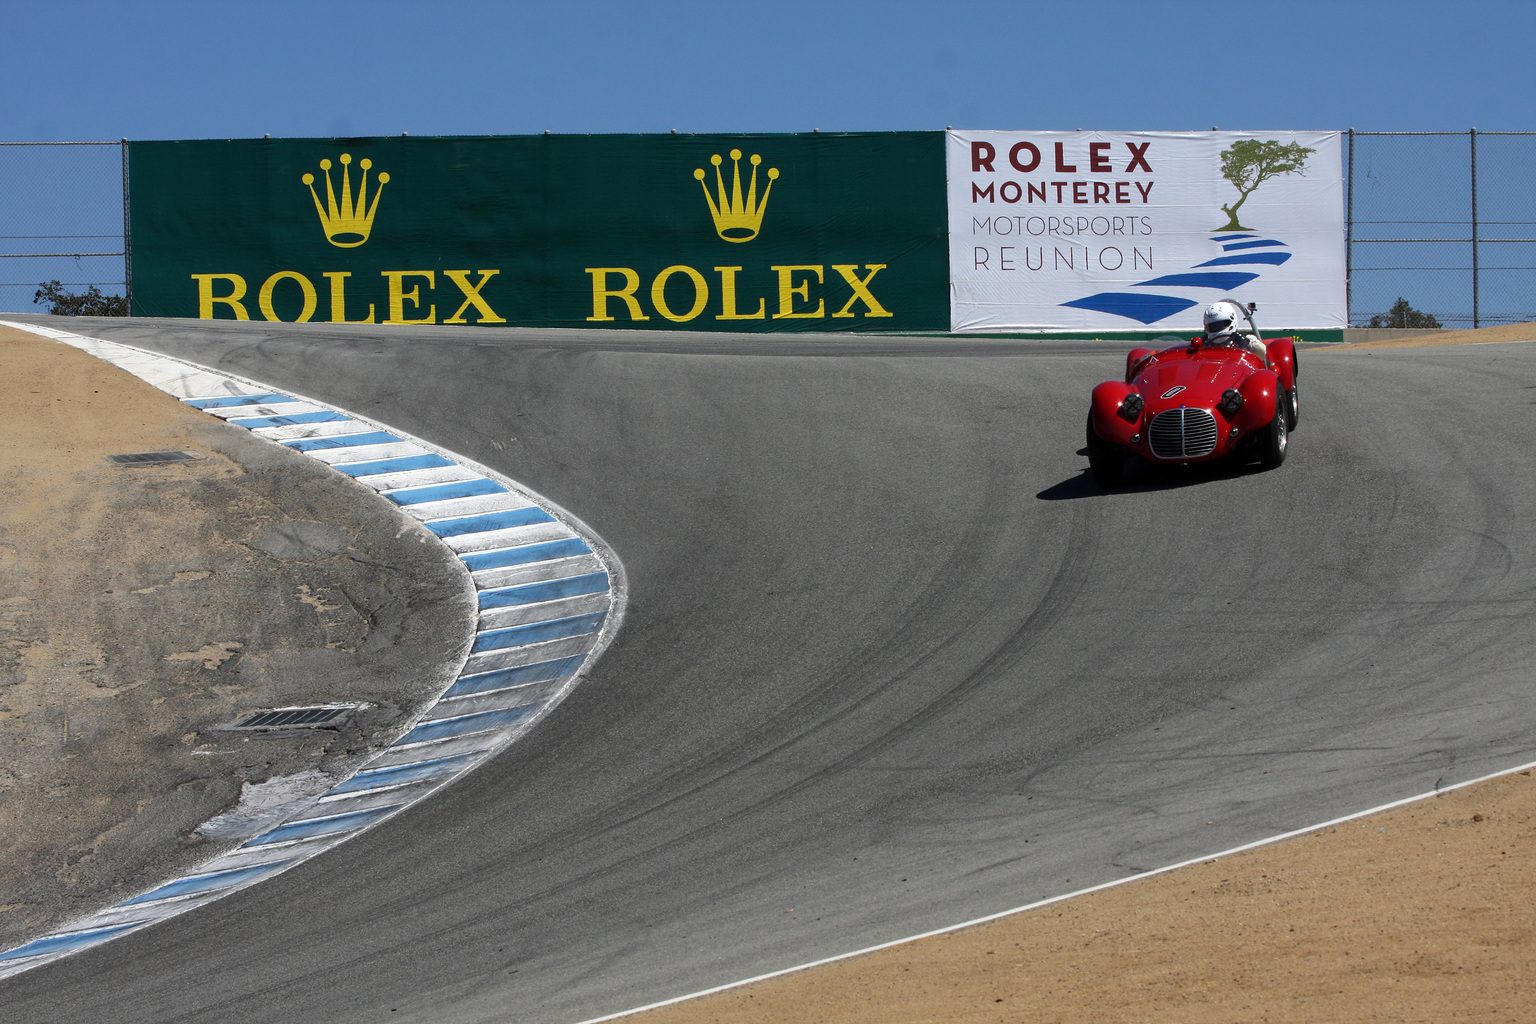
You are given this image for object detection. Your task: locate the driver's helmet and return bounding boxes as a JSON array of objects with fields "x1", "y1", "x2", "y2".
[{"x1": 1202, "y1": 300, "x2": 1246, "y2": 343}]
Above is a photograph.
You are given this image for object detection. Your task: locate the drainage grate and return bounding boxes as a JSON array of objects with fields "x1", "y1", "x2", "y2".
[
  {"x1": 106, "y1": 450, "x2": 204, "y2": 466},
  {"x1": 229, "y1": 705, "x2": 362, "y2": 730}
]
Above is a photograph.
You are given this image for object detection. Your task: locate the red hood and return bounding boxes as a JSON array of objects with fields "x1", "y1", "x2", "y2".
[{"x1": 1134, "y1": 346, "x2": 1259, "y2": 411}]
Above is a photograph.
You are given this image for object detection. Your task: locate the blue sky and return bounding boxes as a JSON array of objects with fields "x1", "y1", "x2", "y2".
[
  {"x1": 2, "y1": 0, "x2": 1532, "y2": 141},
  {"x1": 2, "y1": 0, "x2": 1531, "y2": 322}
]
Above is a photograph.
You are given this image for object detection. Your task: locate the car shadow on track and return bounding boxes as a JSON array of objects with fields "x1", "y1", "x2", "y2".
[{"x1": 1038, "y1": 450, "x2": 1271, "y2": 500}]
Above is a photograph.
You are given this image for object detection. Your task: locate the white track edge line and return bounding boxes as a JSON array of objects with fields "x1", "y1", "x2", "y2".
[{"x1": 572, "y1": 754, "x2": 1536, "y2": 1024}]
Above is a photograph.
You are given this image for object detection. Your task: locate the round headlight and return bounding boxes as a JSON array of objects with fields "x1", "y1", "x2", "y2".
[
  {"x1": 1218, "y1": 388, "x2": 1243, "y2": 415},
  {"x1": 1118, "y1": 392, "x2": 1144, "y2": 422}
]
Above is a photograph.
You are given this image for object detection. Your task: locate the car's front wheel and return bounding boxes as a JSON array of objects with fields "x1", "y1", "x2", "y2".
[
  {"x1": 1258, "y1": 392, "x2": 1289, "y2": 469},
  {"x1": 1086, "y1": 413, "x2": 1125, "y2": 487},
  {"x1": 1285, "y1": 348, "x2": 1300, "y2": 431}
]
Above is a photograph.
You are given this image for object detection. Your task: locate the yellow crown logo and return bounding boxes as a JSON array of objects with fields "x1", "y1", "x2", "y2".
[
  {"x1": 693, "y1": 149, "x2": 779, "y2": 243},
  {"x1": 302, "y1": 153, "x2": 389, "y2": 248}
]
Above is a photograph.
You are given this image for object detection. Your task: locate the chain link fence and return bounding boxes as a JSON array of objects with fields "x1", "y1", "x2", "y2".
[
  {"x1": 0, "y1": 141, "x2": 127, "y2": 315},
  {"x1": 1348, "y1": 130, "x2": 1536, "y2": 328},
  {"x1": 0, "y1": 134, "x2": 1531, "y2": 328}
]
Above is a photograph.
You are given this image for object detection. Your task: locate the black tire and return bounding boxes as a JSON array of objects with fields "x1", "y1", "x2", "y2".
[
  {"x1": 1258, "y1": 392, "x2": 1289, "y2": 469},
  {"x1": 1086, "y1": 413, "x2": 1125, "y2": 488},
  {"x1": 1284, "y1": 347, "x2": 1300, "y2": 430}
]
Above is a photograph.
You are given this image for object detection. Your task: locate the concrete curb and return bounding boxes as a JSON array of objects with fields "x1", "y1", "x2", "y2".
[{"x1": 0, "y1": 321, "x2": 627, "y2": 978}]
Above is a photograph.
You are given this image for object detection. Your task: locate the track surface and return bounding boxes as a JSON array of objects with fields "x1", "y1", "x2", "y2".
[{"x1": 4, "y1": 318, "x2": 1534, "y2": 1023}]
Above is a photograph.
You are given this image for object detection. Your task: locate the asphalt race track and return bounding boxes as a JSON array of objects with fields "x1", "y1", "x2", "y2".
[{"x1": 4, "y1": 317, "x2": 1534, "y2": 1024}]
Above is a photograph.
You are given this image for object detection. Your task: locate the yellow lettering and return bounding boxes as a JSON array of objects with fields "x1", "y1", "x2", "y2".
[
  {"x1": 585, "y1": 267, "x2": 648, "y2": 321},
  {"x1": 831, "y1": 264, "x2": 892, "y2": 318},
  {"x1": 381, "y1": 271, "x2": 436, "y2": 324},
  {"x1": 442, "y1": 270, "x2": 505, "y2": 324},
  {"x1": 324, "y1": 271, "x2": 376, "y2": 323},
  {"x1": 257, "y1": 271, "x2": 318, "y2": 323},
  {"x1": 771, "y1": 265, "x2": 824, "y2": 319},
  {"x1": 191, "y1": 273, "x2": 249, "y2": 320},
  {"x1": 714, "y1": 266, "x2": 765, "y2": 320},
  {"x1": 650, "y1": 265, "x2": 708, "y2": 323}
]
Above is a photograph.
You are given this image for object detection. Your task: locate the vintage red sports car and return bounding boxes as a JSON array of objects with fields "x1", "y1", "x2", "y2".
[{"x1": 1086, "y1": 303, "x2": 1299, "y2": 488}]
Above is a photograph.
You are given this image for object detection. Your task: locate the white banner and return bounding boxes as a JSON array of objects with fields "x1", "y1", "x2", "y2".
[{"x1": 947, "y1": 130, "x2": 1344, "y2": 332}]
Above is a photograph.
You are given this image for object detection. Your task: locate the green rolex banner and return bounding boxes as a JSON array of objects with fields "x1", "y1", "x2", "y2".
[{"x1": 128, "y1": 133, "x2": 948, "y2": 332}]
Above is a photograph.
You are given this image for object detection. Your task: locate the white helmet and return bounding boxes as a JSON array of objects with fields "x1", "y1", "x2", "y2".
[{"x1": 1202, "y1": 300, "x2": 1245, "y2": 341}]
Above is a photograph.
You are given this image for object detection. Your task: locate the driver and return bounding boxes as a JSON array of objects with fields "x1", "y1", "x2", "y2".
[{"x1": 1201, "y1": 300, "x2": 1267, "y2": 362}]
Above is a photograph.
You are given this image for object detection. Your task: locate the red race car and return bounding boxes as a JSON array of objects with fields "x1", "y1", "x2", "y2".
[{"x1": 1086, "y1": 300, "x2": 1299, "y2": 488}]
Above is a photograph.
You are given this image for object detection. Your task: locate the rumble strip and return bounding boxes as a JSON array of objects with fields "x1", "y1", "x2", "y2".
[{"x1": 0, "y1": 321, "x2": 627, "y2": 978}]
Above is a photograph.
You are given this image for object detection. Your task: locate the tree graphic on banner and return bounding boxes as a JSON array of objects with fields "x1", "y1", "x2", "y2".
[{"x1": 1217, "y1": 140, "x2": 1314, "y2": 231}]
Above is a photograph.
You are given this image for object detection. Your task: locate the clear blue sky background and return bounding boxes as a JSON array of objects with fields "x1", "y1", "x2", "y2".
[{"x1": 2, "y1": 0, "x2": 1532, "y2": 140}]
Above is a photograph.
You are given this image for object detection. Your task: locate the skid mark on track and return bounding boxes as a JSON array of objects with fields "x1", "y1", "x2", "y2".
[
  {"x1": 388, "y1": 484, "x2": 1107, "y2": 928},
  {"x1": 770, "y1": 501, "x2": 1102, "y2": 789}
]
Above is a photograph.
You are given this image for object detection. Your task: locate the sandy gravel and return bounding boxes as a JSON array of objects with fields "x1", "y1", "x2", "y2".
[
  {"x1": 0, "y1": 324, "x2": 473, "y2": 950},
  {"x1": 1328, "y1": 322, "x2": 1536, "y2": 350},
  {"x1": 630, "y1": 768, "x2": 1536, "y2": 1024}
]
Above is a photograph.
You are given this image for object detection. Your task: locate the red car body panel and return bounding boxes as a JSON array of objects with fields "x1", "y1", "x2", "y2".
[{"x1": 1090, "y1": 336, "x2": 1297, "y2": 463}]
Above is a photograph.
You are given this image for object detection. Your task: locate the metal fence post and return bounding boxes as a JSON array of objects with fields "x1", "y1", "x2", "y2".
[
  {"x1": 1346, "y1": 128, "x2": 1354, "y2": 327},
  {"x1": 1470, "y1": 127, "x2": 1479, "y2": 329},
  {"x1": 121, "y1": 138, "x2": 132, "y2": 314}
]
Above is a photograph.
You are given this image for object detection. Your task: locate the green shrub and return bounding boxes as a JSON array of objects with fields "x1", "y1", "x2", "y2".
[
  {"x1": 1368, "y1": 297, "x2": 1441, "y2": 329},
  {"x1": 34, "y1": 280, "x2": 128, "y2": 316}
]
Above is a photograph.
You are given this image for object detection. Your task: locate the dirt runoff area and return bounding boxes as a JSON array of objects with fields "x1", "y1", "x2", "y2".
[
  {"x1": 1329, "y1": 322, "x2": 1536, "y2": 350},
  {"x1": 0, "y1": 323, "x2": 473, "y2": 951},
  {"x1": 631, "y1": 322, "x2": 1536, "y2": 1024},
  {"x1": 633, "y1": 769, "x2": 1536, "y2": 1024}
]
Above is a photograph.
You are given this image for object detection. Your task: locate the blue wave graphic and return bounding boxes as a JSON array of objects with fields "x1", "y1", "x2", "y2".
[
  {"x1": 1134, "y1": 272, "x2": 1259, "y2": 290},
  {"x1": 1194, "y1": 252, "x2": 1292, "y2": 268},
  {"x1": 1060, "y1": 231, "x2": 1294, "y2": 325},
  {"x1": 1060, "y1": 293, "x2": 1200, "y2": 324}
]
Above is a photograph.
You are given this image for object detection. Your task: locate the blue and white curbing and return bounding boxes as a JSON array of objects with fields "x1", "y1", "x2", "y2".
[{"x1": 0, "y1": 321, "x2": 627, "y2": 978}]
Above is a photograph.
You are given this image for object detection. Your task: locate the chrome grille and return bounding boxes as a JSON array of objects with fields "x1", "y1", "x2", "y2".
[{"x1": 1148, "y1": 407, "x2": 1219, "y2": 460}]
